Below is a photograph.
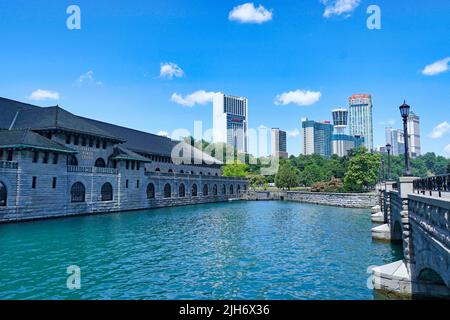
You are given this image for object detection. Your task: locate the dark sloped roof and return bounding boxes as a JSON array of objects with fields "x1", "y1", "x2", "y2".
[
  {"x1": 10, "y1": 106, "x2": 124, "y2": 142},
  {"x1": 81, "y1": 117, "x2": 222, "y2": 164},
  {"x1": 110, "y1": 146, "x2": 152, "y2": 162},
  {"x1": 0, "y1": 129, "x2": 76, "y2": 153},
  {"x1": 0, "y1": 97, "x2": 40, "y2": 129},
  {"x1": 0, "y1": 97, "x2": 222, "y2": 165}
]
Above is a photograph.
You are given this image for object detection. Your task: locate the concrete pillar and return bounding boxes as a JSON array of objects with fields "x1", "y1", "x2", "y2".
[{"x1": 398, "y1": 176, "x2": 419, "y2": 269}]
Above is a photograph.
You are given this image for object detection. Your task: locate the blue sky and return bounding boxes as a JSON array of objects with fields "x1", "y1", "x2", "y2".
[{"x1": 1, "y1": 0, "x2": 449, "y2": 157}]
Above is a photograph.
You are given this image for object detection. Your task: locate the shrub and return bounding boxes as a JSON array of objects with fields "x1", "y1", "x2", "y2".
[{"x1": 311, "y1": 178, "x2": 344, "y2": 193}]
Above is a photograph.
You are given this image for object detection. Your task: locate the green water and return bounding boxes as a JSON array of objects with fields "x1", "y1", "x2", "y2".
[{"x1": 0, "y1": 201, "x2": 402, "y2": 300}]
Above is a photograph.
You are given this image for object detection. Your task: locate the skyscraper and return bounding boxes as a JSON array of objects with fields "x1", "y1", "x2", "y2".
[
  {"x1": 408, "y1": 111, "x2": 421, "y2": 158},
  {"x1": 385, "y1": 111, "x2": 420, "y2": 158},
  {"x1": 302, "y1": 119, "x2": 334, "y2": 157},
  {"x1": 348, "y1": 94, "x2": 374, "y2": 152},
  {"x1": 331, "y1": 108, "x2": 354, "y2": 157},
  {"x1": 271, "y1": 128, "x2": 288, "y2": 159},
  {"x1": 213, "y1": 93, "x2": 248, "y2": 153}
]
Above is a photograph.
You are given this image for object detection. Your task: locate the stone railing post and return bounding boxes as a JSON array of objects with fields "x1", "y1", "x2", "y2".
[
  {"x1": 384, "y1": 181, "x2": 395, "y2": 224},
  {"x1": 398, "y1": 176, "x2": 418, "y2": 269}
]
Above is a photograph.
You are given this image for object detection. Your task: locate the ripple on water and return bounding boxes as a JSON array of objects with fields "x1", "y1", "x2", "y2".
[{"x1": 0, "y1": 201, "x2": 401, "y2": 300}]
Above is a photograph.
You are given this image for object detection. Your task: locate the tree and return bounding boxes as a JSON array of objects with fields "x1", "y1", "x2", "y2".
[
  {"x1": 247, "y1": 174, "x2": 267, "y2": 190},
  {"x1": 222, "y1": 161, "x2": 249, "y2": 177},
  {"x1": 344, "y1": 151, "x2": 381, "y2": 192},
  {"x1": 447, "y1": 162, "x2": 450, "y2": 174},
  {"x1": 275, "y1": 162, "x2": 299, "y2": 190},
  {"x1": 298, "y1": 164, "x2": 327, "y2": 187}
]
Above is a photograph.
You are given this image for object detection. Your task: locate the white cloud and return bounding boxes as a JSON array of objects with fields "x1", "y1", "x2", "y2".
[
  {"x1": 421, "y1": 57, "x2": 450, "y2": 76},
  {"x1": 77, "y1": 70, "x2": 103, "y2": 85},
  {"x1": 429, "y1": 121, "x2": 450, "y2": 139},
  {"x1": 228, "y1": 3, "x2": 273, "y2": 24},
  {"x1": 321, "y1": 0, "x2": 361, "y2": 18},
  {"x1": 274, "y1": 89, "x2": 322, "y2": 106},
  {"x1": 157, "y1": 131, "x2": 169, "y2": 137},
  {"x1": 287, "y1": 129, "x2": 300, "y2": 137},
  {"x1": 159, "y1": 62, "x2": 185, "y2": 79},
  {"x1": 445, "y1": 144, "x2": 450, "y2": 156},
  {"x1": 171, "y1": 90, "x2": 218, "y2": 107},
  {"x1": 28, "y1": 89, "x2": 60, "y2": 101}
]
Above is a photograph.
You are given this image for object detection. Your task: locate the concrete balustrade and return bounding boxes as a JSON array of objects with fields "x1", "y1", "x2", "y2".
[{"x1": 371, "y1": 176, "x2": 450, "y2": 298}]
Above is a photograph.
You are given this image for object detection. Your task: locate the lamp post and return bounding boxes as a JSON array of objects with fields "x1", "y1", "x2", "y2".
[
  {"x1": 386, "y1": 143, "x2": 392, "y2": 180},
  {"x1": 381, "y1": 158, "x2": 386, "y2": 183},
  {"x1": 399, "y1": 101, "x2": 412, "y2": 176}
]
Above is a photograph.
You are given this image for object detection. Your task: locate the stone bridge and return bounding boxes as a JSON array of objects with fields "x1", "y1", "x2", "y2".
[{"x1": 371, "y1": 176, "x2": 450, "y2": 298}]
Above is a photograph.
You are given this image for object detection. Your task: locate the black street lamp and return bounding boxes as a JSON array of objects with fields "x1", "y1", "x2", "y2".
[
  {"x1": 386, "y1": 143, "x2": 392, "y2": 180},
  {"x1": 399, "y1": 101, "x2": 412, "y2": 176},
  {"x1": 381, "y1": 158, "x2": 386, "y2": 182}
]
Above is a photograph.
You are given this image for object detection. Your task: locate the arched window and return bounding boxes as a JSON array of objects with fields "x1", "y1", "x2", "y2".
[
  {"x1": 180, "y1": 170, "x2": 184, "y2": 174},
  {"x1": 222, "y1": 184, "x2": 226, "y2": 195},
  {"x1": 179, "y1": 184, "x2": 186, "y2": 198},
  {"x1": 199, "y1": 172, "x2": 203, "y2": 175},
  {"x1": 203, "y1": 184, "x2": 209, "y2": 196},
  {"x1": 68, "y1": 155, "x2": 78, "y2": 166},
  {"x1": 95, "y1": 158, "x2": 106, "y2": 168},
  {"x1": 71, "y1": 182, "x2": 85, "y2": 203},
  {"x1": 191, "y1": 184, "x2": 198, "y2": 197},
  {"x1": 168, "y1": 169, "x2": 173, "y2": 173},
  {"x1": 215, "y1": 173, "x2": 219, "y2": 176},
  {"x1": 213, "y1": 184, "x2": 218, "y2": 196},
  {"x1": 237, "y1": 185, "x2": 241, "y2": 194},
  {"x1": 101, "y1": 183, "x2": 113, "y2": 201},
  {"x1": 164, "y1": 183, "x2": 171, "y2": 198},
  {"x1": 155, "y1": 168, "x2": 161, "y2": 172},
  {"x1": 0, "y1": 181, "x2": 7, "y2": 207},
  {"x1": 243, "y1": 184, "x2": 247, "y2": 191},
  {"x1": 190, "y1": 171, "x2": 195, "y2": 174},
  {"x1": 229, "y1": 185, "x2": 234, "y2": 195},
  {"x1": 147, "y1": 183, "x2": 155, "y2": 199}
]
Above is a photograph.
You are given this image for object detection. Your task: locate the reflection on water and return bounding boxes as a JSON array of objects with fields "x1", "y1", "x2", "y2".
[{"x1": 0, "y1": 201, "x2": 402, "y2": 300}]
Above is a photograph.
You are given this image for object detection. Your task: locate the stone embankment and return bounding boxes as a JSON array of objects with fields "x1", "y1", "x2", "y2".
[{"x1": 241, "y1": 190, "x2": 378, "y2": 208}]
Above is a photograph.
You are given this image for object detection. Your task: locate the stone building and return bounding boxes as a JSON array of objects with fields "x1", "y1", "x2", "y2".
[{"x1": 0, "y1": 97, "x2": 247, "y2": 223}]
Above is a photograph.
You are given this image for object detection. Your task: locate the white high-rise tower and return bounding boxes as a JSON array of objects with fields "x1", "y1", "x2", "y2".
[
  {"x1": 348, "y1": 94, "x2": 374, "y2": 152},
  {"x1": 213, "y1": 93, "x2": 248, "y2": 153}
]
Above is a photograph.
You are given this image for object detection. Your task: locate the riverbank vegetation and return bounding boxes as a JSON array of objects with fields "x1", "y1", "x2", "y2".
[{"x1": 185, "y1": 137, "x2": 450, "y2": 193}]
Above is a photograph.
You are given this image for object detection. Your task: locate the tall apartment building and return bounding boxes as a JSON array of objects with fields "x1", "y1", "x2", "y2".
[
  {"x1": 302, "y1": 119, "x2": 334, "y2": 157},
  {"x1": 348, "y1": 94, "x2": 374, "y2": 152},
  {"x1": 213, "y1": 93, "x2": 248, "y2": 154},
  {"x1": 271, "y1": 128, "x2": 288, "y2": 159},
  {"x1": 385, "y1": 111, "x2": 421, "y2": 158},
  {"x1": 331, "y1": 108, "x2": 360, "y2": 157},
  {"x1": 408, "y1": 111, "x2": 421, "y2": 158}
]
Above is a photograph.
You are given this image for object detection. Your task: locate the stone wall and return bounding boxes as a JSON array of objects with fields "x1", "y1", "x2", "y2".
[
  {"x1": 0, "y1": 158, "x2": 247, "y2": 223},
  {"x1": 408, "y1": 194, "x2": 450, "y2": 289},
  {"x1": 241, "y1": 190, "x2": 378, "y2": 208}
]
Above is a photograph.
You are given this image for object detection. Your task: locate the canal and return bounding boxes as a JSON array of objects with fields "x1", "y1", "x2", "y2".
[{"x1": 0, "y1": 201, "x2": 402, "y2": 300}]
